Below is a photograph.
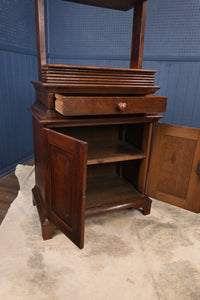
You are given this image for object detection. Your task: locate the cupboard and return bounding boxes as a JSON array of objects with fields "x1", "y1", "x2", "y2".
[{"x1": 30, "y1": 0, "x2": 200, "y2": 248}]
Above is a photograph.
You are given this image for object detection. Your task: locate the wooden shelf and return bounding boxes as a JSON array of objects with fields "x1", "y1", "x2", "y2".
[
  {"x1": 85, "y1": 175, "x2": 143, "y2": 216},
  {"x1": 87, "y1": 140, "x2": 145, "y2": 165},
  {"x1": 63, "y1": 0, "x2": 138, "y2": 11}
]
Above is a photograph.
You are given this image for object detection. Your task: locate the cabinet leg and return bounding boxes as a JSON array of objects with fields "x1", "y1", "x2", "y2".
[
  {"x1": 41, "y1": 218, "x2": 57, "y2": 240},
  {"x1": 32, "y1": 186, "x2": 57, "y2": 240},
  {"x1": 142, "y1": 197, "x2": 152, "y2": 215},
  {"x1": 32, "y1": 195, "x2": 36, "y2": 206}
]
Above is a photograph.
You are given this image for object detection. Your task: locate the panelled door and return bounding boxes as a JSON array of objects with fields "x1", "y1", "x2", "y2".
[
  {"x1": 44, "y1": 128, "x2": 88, "y2": 248},
  {"x1": 147, "y1": 123, "x2": 200, "y2": 213}
]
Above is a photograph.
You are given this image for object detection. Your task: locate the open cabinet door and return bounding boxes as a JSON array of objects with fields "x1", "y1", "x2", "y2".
[
  {"x1": 44, "y1": 128, "x2": 88, "y2": 248},
  {"x1": 147, "y1": 123, "x2": 200, "y2": 213}
]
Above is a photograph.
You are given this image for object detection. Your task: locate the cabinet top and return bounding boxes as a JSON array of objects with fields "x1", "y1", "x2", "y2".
[{"x1": 63, "y1": 0, "x2": 145, "y2": 11}]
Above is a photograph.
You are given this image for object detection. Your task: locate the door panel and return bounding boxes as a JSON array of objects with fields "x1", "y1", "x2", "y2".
[
  {"x1": 147, "y1": 123, "x2": 200, "y2": 213},
  {"x1": 44, "y1": 128, "x2": 88, "y2": 248},
  {"x1": 51, "y1": 145, "x2": 73, "y2": 227}
]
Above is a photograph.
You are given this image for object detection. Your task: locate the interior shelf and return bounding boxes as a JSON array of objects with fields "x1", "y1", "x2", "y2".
[
  {"x1": 87, "y1": 140, "x2": 145, "y2": 165},
  {"x1": 85, "y1": 175, "x2": 142, "y2": 216}
]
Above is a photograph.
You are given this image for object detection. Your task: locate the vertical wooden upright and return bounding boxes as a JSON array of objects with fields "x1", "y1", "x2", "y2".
[
  {"x1": 34, "y1": 0, "x2": 47, "y2": 80},
  {"x1": 130, "y1": 0, "x2": 147, "y2": 69}
]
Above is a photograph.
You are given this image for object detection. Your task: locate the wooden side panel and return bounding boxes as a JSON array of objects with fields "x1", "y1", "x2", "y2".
[
  {"x1": 138, "y1": 122, "x2": 153, "y2": 194},
  {"x1": 35, "y1": 86, "x2": 54, "y2": 109},
  {"x1": 147, "y1": 123, "x2": 200, "y2": 213},
  {"x1": 32, "y1": 117, "x2": 45, "y2": 202},
  {"x1": 44, "y1": 128, "x2": 88, "y2": 248}
]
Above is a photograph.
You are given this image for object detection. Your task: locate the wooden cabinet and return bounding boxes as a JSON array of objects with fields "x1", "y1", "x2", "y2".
[
  {"x1": 31, "y1": 107, "x2": 158, "y2": 248},
  {"x1": 30, "y1": 0, "x2": 200, "y2": 248},
  {"x1": 31, "y1": 107, "x2": 200, "y2": 249}
]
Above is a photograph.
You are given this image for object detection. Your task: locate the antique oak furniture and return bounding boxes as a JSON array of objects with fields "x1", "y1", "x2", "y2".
[{"x1": 30, "y1": 0, "x2": 200, "y2": 248}]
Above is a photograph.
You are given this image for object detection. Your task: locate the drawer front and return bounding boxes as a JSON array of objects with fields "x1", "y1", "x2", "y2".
[{"x1": 55, "y1": 94, "x2": 167, "y2": 116}]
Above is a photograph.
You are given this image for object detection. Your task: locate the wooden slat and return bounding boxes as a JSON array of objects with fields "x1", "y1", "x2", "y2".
[
  {"x1": 41, "y1": 70, "x2": 155, "y2": 77},
  {"x1": 41, "y1": 74, "x2": 155, "y2": 81},
  {"x1": 40, "y1": 64, "x2": 156, "y2": 87},
  {"x1": 32, "y1": 83, "x2": 160, "y2": 96},
  {"x1": 43, "y1": 79, "x2": 155, "y2": 85},
  {"x1": 43, "y1": 64, "x2": 156, "y2": 73}
]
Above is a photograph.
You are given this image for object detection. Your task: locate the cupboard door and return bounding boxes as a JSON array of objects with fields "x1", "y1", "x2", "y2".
[
  {"x1": 44, "y1": 128, "x2": 88, "y2": 248},
  {"x1": 147, "y1": 123, "x2": 200, "y2": 213}
]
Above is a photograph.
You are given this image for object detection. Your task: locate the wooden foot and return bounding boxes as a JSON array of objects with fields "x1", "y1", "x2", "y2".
[
  {"x1": 32, "y1": 196, "x2": 36, "y2": 206},
  {"x1": 142, "y1": 197, "x2": 152, "y2": 215},
  {"x1": 41, "y1": 218, "x2": 57, "y2": 240},
  {"x1": 32, "y1": 185, "x2": 57, "y2": 240}
]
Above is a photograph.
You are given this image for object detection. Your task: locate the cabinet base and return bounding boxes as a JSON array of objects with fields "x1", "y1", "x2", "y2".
[
  {"x1": 32, "y1": 186, "x2": 152, "y2": 241},
  {"x1": 86, "y1": 196, "x2": 152, "y2": 217},
  {"x1": 32, "y1": 186, "x2": 57, "y2": 240}
]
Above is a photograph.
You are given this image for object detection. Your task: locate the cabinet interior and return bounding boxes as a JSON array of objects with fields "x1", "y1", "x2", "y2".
[{"x1": 53, "y1": 123, "x2": 147, "y2": 215}]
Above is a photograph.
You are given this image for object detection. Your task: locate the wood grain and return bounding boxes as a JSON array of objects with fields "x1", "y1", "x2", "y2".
[
  {"x1": 130, "y1": 0, "x2": 147, "y2": 69},
  {"x1": 86, "y1": 175, "x2": 152, "y2": 216},
  {"x1": 87, "y1": 140, "x2": 145, "y2": 165},
  {"x1": 34, "y1": 0, "x2": 47, "y2": 80},
  {"x1": 147, "y1": 123, "x2": 200, "y2": 213},
  {"x1": 55, "y1": 94, "x2": 167, "y2": 116},
  {"x1": 32, "y1": 80, "x2": 160, "y2": 96}
]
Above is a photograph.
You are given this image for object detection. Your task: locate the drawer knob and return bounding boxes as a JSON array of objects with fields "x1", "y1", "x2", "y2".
[{"x1": 117, "y1": 102, "x2": 127, "y2": 111}]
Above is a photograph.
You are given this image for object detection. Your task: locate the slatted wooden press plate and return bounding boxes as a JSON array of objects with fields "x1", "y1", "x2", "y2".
[{"x1": 41, "y1": 64, "x2": 159, "y2": 94}]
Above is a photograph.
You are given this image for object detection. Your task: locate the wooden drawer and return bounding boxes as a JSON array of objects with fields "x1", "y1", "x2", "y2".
[{"x1": 55, "y1": 94, "x2": 167, "y2": 116}]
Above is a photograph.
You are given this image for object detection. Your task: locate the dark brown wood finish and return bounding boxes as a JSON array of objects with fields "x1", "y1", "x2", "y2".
[
  {"x1": 35, "y1": 85, "x2": 55, "y2": 109},
  {"x1": 31, "y1": 109, "x2": 158, "y2": 247},
  {"x1": 32, "y1": 185, "x2": 57, "y2": 240},
  {"x1": 29, "y1": 101, "x2": 164, "y2": 126},
  {"x1": 28, "y1": 0, "x2": 193, "y2": 250},
  {"x1": 130, "y1": 0, "x2": 147, "y2": 69},
  {"x1": 32, "y1": 81, "x2": 160, "y2": 98},
  {"x1": 33, "y1": 0, "x2": 154, "y2": 85},
  {"x1": 147, "y1": 123, "x2": 200, "y2": 213},
  {"x1": 34, "y1": 0, "x2": 47, "y2": 80},
  {"x1": 55, "y1": 94, "x2": 167, "y2": 116},
  {"x1": 41, "y1": 64, "x2": 156, "y2": 85},
  {"x1": 44, "y1": 128, "x2": 88, "y2": 248}
]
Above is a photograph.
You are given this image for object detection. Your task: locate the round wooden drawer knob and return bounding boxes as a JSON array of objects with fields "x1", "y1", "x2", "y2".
[{"x1": 117, "y1": 102, "x2": 127, "y2": 111}]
